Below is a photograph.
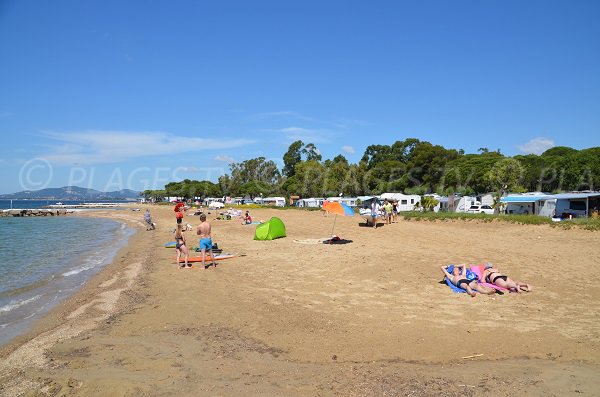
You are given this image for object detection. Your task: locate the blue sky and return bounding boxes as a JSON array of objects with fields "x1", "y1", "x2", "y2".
[{"x1": 1, "y1": 0, "x2": 599, "y2": 194}]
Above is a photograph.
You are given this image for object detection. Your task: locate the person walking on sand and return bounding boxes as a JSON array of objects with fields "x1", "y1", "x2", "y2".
[
  {"x1": 174, "y1": 223, "x2": 190, "y2": 268},
  {"x1": 197, "y1": 213, "x2": 217, "y2": 269},
  {"x1": 481, "y1": 263, "x2": 532, "y2": 292},
  {"x1": 440, "y1": 264, "x2": 495, "y2": 297}
]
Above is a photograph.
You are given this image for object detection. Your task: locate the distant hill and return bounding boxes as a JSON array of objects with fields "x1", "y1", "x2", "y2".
[{"x1": 0, "y1": 186, "x2": 140, "y2": 200}]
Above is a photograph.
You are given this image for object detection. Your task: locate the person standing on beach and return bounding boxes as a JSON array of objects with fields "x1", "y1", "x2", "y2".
[
  {"x1": 174, "y1": 224, "x2": 190, "y2": 268},
  {"x1": 371, "y1": 200, "x2": 380, "y2": 228},
  {"x1": 197, "y1": 213, "x2": 217, "y2": 269},
  {"x1": 144, "y1": 209, "x2": 155, "y2": 230},
  {"x1": 384, "y1": 200, "x2": 393, "y2": 224}
]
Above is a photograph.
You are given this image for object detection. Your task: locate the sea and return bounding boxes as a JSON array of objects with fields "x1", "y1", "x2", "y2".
[{"x1": 0, "y1": 200, "x2": 135, "y2": 347}]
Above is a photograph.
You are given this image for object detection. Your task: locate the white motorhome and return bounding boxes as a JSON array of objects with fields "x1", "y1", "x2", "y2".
[
  {"x1": 295, "y1": 198, "x2": 324, "y2": 208},
  {"x1": 449, "y1": 195, "x2": 480, "y2": 213},
  {"x1": 379, "y1": 193, "x2": 420, "y2": 212},
  {"x1": 325, "y1": 197, "x2": 359, "y2": 207},
  {"x1": 261, "y1": 197, "x2": 286, "y2": 207}
]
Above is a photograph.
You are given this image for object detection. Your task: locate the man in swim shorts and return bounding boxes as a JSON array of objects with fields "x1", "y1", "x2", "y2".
[{"x1": 197, "y1": 213, "x2": 217, "y2": 269}]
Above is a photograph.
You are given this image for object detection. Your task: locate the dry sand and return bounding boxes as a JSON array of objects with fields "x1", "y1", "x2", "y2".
[{"x1": 1, "y1": 205, "x2": 599, "y2": 396}]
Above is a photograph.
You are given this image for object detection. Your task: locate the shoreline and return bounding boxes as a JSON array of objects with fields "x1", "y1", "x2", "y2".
[
  {"x1": 0, "y1": 209, "x2": 147, "y2": 381},
  {"x1": 1, "y1": 205, "x2": 599, "y2": 396}
]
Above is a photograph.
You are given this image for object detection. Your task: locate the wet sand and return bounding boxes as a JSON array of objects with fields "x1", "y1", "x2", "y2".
[{"x1": 1, "y1": 205, "x2": 599, "y2": 396}]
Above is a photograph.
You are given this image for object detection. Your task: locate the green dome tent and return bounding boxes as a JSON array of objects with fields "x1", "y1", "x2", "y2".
[{"x1": 254, "y1": 217, "x2": 286, "y2": 241}]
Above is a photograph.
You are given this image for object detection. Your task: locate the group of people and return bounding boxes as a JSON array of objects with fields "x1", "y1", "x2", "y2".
[
  {"x1": 370, "y1": 199, "x2": 398, "y2": 228},
  {"x1": 215, "y1": 207, "x2": 253, "y2": 225},
  {"x1": 173, "y1": 208, "x2": 217, "y2": 270},
  {"x1": 441, "y1": 263, "x2": 532, "y2": 297}
]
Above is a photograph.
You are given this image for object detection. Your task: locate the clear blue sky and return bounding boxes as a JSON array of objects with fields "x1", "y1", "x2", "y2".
[{"x1": 1, "y1": 0, "x2": 599, "y2": 194}]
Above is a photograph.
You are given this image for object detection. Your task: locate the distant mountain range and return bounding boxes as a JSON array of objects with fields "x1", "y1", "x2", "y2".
[{"x1": 0, "y1": 186, "x2": 140, "y2": 200}]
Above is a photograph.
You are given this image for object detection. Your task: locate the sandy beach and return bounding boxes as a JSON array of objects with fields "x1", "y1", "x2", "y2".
[{"x1": 1, "y1": 205, "x2": 599, "y2": 396}]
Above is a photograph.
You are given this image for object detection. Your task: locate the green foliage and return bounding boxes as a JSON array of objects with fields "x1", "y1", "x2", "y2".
[
  {"x1": 151, "y1": 138, "x2": 599, "y2": 206},
  {"x1": 302, "y1": 143, "x2": 322, "y2": 162},
  {"x1": 140, "y1": 189, "x2": 166, "y2": 201},
  {"x1": 164, "y1": 180, "x2": 220, "y2": 199},
  {"x1": 419, "y1": 196, "x2": 440, "y2": 212},
  {"x1": 486, "y1": 157, "x2": 526, "y2": 192},
  {"x1": 227, "y1": 157, "x2": 281, "y2": 196},
  {"x1": 240, "y1": 180, "x2": 271, "y2": 198},
  {"x1": 398, "y1": 211, "x2": 600, "y2": 231},
  {"x1": 283, "y1": 140, "x2": 304, "y2": 177}
]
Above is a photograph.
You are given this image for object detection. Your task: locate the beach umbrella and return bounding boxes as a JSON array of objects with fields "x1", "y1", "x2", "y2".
[{"x1": 322, "y1": 200, "x2": 354, "y2": 237}]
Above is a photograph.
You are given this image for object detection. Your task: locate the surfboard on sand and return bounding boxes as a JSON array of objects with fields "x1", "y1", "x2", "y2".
[{"x1": 177, "y1": 253, "x2": 236, "y2": 263}]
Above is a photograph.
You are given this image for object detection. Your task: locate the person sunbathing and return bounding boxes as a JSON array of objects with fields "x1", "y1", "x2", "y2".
[
  {"x1": 481, "y1": 263, "x2": 532, "y2": 292},
  {"x1": 440, "y1": 264, "x2": 495, "y2": 297}
]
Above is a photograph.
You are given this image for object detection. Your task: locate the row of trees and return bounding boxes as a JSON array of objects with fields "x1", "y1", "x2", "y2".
[{"x1": 141, "y1": 139, "x2": 600, "y2": 201}]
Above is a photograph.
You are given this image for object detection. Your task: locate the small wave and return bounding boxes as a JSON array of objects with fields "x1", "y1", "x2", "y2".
[
  {"x1": 62, "y1": 261, "x2": 101, "y2": 277},
  {"x1": 0, "y1": 294, "x2": 42, "y2": 313}
]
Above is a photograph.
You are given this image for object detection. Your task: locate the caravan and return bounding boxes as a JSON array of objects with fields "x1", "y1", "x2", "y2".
[
  {"x1": 295, "y1": 198, "x2": 324, "y2": 208},
  {"x1": 449, "y1": 195, "x2": 480, "y2": 213},
  {"x1": 379, "y1": 193, "x2": 420, "y2": 212},
  {"x1": 261, "y1": 197, "x2": 286, "y2": 207},
  {"x1": 325, "y1": 197, "x2": 359, "y2": 207}
]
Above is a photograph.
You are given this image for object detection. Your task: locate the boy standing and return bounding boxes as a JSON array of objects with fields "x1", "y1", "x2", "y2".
[{"x1": 197, "y1": 213, "x2": 217, "y2": 269}]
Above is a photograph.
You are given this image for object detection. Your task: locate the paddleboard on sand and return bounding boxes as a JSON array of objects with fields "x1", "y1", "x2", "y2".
[{"x1": 178, "y1": 253, "x2": 236, "y2": 263}]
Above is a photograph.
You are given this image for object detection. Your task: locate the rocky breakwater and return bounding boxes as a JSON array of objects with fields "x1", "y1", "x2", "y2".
[{"x1": 0, "y1": 209, "x2": 71, "y2": 217}]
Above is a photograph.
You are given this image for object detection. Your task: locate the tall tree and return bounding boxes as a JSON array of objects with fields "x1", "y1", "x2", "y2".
[
  {"x1": 282, "y1": 140, "x2": 304, "y2": 177},
  {"x1": 486, "y1": 158, "x2": 526, "y2": 213},
  {"x1": 302, "y1": 143, "x2": 322, "y2": 162}
]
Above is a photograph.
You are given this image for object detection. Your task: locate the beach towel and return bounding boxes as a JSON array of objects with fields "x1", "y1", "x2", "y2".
[
  {"x1": 443, "y1": 265, "x2": 479, "y2": 294},
  {"x1": 470, "y1": 264, "x2": 509, "y2": 292},
  {"x1": 293, "y1": 238, "x2": 328, "y2": 244}
]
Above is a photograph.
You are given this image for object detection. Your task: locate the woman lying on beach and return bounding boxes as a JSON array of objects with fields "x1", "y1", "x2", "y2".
[
  {"x1": 482, "y1": 263, "x2": 532, "y2": 292},
  {"x1": 440, "y1": 264, "x2": 495, "y2": 297},
  {"x1": 174, "y1": 224, "x2": 190, "y2": 268}
]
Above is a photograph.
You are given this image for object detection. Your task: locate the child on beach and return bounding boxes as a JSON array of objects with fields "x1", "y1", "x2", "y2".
[
  {"x1": 242, "y1": 211, "x2": 252, "y2": 225},
  {"x1": 144, "y1": 209, "x2": 155, "y2": 230},
  {"x1": 174, "y1": 224, "x2": 190, "y2": 268},
  {"x1": 197, "y1": 213, "x2": 217, "y2": 269}
]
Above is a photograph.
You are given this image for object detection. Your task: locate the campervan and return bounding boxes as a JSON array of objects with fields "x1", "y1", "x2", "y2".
[
  {"x1": 379, "y1": 193, "x2": 421, "y2": 212},
  {"x1": 295, "y1": 198, "x2": 324, "y2": 208},
  {"x1": 326, "y1": 197, "x2": 359, "y2": 207},
  {"x1": 449, "y1": 196, "x2": 480, "y2": 213},
  {"x1": 261, "y1": 197, "x2": 286, "y2": 207}
]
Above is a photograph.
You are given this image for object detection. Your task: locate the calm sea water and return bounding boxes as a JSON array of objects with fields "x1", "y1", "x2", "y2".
[
  {"x1": 0, "y1": 199, "x2": 132, "y2": 210},
  {"x1": 0, "y1": 215, "x2": 134, "y2": 346}
]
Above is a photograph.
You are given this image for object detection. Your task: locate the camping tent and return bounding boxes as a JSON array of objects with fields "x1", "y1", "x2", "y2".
[{"x1": 254, "y1": 217, "x2": 286, "y2": 240}]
